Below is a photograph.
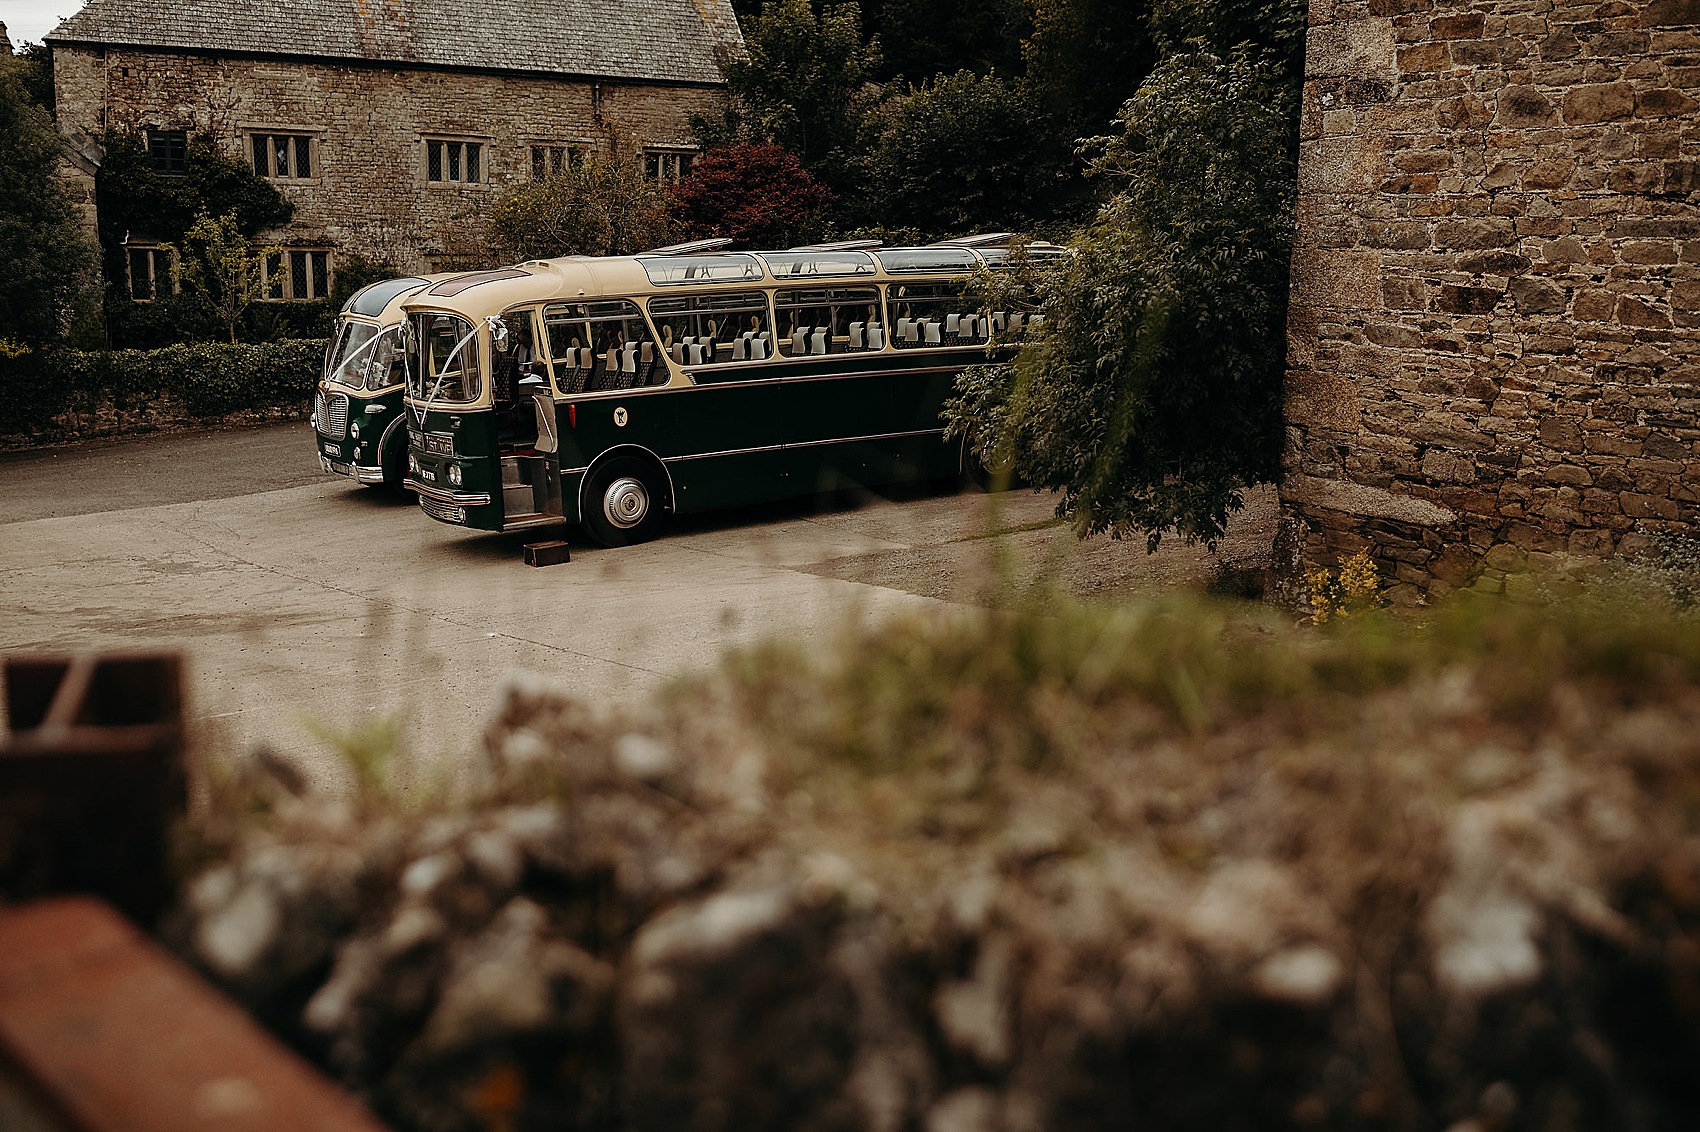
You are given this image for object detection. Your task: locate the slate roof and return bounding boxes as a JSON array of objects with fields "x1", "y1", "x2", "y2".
[{"x1": 45, "y1": 0, "x2": 743, "y2": 85}]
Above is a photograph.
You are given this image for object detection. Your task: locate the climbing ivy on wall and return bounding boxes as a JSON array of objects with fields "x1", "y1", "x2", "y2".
[{"x1": 95, "y1": 132, "x2": 295, "y2": 346}]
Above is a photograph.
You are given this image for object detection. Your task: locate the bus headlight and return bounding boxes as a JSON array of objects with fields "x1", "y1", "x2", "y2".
[
  {"x1": 448, "y1": 464, "x2": 463, "y2": 487},
  {"x1": 350, "y1": 421, "x2": 361, "y2": 439}
]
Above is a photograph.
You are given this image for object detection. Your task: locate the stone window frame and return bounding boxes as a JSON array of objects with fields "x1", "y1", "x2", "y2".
[
  {"x1": 423, "y1": 135, "x2": 491, "y2": 186},
  {"x1": 261, "y1": 247, "x2": 334, "y2": 302},
  {"x1": 641, "y1": 146, "x2": 697, "y2": 186},
  {"x1": 124, "y1": 240, "x2": 176, "y2": 302},
  {"x1": 528, "y1": 140, "x2": 592, "y2": 181},
  {"x1": 145, "y1": 129, "x2": 188, "y2": 176},
  {"x1": 247, "y1": 128, "x2": 322, "y2": 183}
]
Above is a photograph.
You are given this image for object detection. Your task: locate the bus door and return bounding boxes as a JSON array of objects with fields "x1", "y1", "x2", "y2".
[
  {"x1": 771, "y1": 286, "x2": 892, "y2": 492},
  {"x1": 887, "y1": 281, "x2": 983, "y2": 479},
  {"x1": 492, "y1": 307, "x2": 562, "y2": 525},
  {"x1": 648, "y1": 291, "x2": 783, "y2": 512}
]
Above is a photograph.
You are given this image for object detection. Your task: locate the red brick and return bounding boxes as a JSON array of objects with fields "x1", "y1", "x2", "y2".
[{"x1": 0, "y1": 899, "x2": 393, "y2": 1132}]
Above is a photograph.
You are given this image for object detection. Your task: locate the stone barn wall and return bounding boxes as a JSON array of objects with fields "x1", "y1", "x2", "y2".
[
  {"x1": 51, "y1": 47, "x2": 720, "y2": 273},
  {"x1": 1280, "y1": 0, "x2": 1700, "y2": 602}
]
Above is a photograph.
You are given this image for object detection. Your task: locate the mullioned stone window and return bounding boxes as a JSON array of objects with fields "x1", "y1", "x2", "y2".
[
  {"x1": 426, "y1": 138, "x2": 484, "y2": 184},
  {"x1": 252, "y1": 133, "x2": 313, "y2": 180},
  {"x1": 262, "y1": 249, "x2": 333, "y2": 301},
  {"x1": 125, "y1": 242, "x2": 175, "y2": 301},
  {"x1": 530, "y1": 143, "x2": 585, "y2": 180},
  {"x1": 641, "y1": 147, "x2": 694, "y2": 184}
]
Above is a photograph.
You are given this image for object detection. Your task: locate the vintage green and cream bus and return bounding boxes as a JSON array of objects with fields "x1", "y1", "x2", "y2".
[
  {"x1": 314, "y1": 275, "x2": 454, "y2": 487},
  {"x1": 399, "y1": 240, "x2": 1059, "y2": 544}
]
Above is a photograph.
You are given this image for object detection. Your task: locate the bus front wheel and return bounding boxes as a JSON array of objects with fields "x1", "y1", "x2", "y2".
[
  {"x1": 963, "y1": 435, "x2": 1020, "y2": 493},
  {"x1": 583, "y1": 457, "x2": 665, "y2": 547}
]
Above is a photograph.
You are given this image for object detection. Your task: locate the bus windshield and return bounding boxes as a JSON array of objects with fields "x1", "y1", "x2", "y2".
[
  {"x1": 406, "y1": 313, "x2": 482, "y2": 405},
  {"x1": 325, "y1": 321, "x2": 380, "y2": 388}
]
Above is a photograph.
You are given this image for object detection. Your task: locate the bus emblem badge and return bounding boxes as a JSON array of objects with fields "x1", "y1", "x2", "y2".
[{"x1": 613, "y1": 407, "x2": 629, "y2": 427}]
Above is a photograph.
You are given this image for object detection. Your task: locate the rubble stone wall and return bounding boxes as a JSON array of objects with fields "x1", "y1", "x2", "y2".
[
  {"x1": 1280, "y1": 0, "x2": 1700, "y2": 602},
  {"x1": 51, "y1": 46, "x2": 719, "y2": 272}
]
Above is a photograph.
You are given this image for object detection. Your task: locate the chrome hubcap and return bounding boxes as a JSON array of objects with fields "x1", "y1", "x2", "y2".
[{"x1": 603, "y1": 477, "x2": 649, "y2": 529}]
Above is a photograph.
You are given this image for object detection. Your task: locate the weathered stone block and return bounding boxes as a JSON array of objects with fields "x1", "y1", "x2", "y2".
[
  {"x1": 1539, "y1": 416, "x2": 1585, "y2": 451},
  {"x1": 1617, "y1": 296, "x2": 1674, "y2": 328},
  {"x1": 1309, "y1": 20, "x2": 1399, "y2": 76},
  {"x1": 1508, "y1": 276, "x2": 1570, "y2": 313},
  {"x1": 1643, "y1": 0, "x2": 1700, "y2": 26},
  {"x1": 1562, "y1": 83, "x2": 1636, "y2": 123},
  {"x1": 1433, "y1": 284, "x2": 1504, "y2": 314},
  {"x1": 1457, "y1": 249, "x2": 1532, "y2": 274},
  {"x1": 1573, "y1": 290, "x2": 1618, "y2": 320},
  {"x1": 1638, "y1": 87, "x2": 1700, "y2": 117},
  {"x1": 1397, "y1": 43, "x2": 1452, "y2": 73},
  {"x1": 1622, "y1": 491, "x2": 1681, "y2": 519}
]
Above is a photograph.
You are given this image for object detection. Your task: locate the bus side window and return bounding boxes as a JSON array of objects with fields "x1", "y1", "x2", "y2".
[
  {"x1": 647, "y1": 292, "x2": 770, "y2": 374},
  {"x1": 889, "y1": 282, "x2": 977, "y2": 350},
  {"x1": 774, "y1": 286, "x2": 880, "y2": 356}
]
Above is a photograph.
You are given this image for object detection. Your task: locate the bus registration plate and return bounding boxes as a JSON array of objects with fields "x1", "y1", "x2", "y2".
[{"x1": 322, "y1": 442, "x2": 339, "y2": 457}]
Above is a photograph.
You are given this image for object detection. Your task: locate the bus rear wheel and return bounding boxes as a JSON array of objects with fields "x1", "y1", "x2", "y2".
[{"x1": 583, "y1": 457, "x2": 665, "y2": 547}]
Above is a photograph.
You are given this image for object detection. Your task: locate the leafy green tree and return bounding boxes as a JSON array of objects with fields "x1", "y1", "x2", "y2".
[
  {"x1": 855, "y1": 70, "x2": 1069, "y2": 237},
  {"x1": 948, "y1": 40, "x2": 1302, "y2": 550},
  {"x1": 171, "y1": 210, "x2": 283, "y2": 344},
  {"x1": 0, "y1": 58, "x2": 95, "y2": 348},
  {"x1": 95, "y1": 132, "x2": 293, "y2": 345},
  {"x1": 859, "y1": 0, "x2": 1028, "y2": 81},
  {"x1": 1023, "y1": 0, "x2": 1159, "y2": 141},
  {"x1": 12, "y1": 41, "x2": 55, "y2": 112},
  {"x1": 711, "y1": 0, "x2": 881, "y2": 188},
  {"x1": 486, "y1": 151, "x2": 677, "y2": 261},
  {"x1": 670, "y1": 143, "x2": 833, "y2": 247}
]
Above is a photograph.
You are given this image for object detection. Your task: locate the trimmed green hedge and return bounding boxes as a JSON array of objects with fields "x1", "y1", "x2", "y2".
[{"x1": 0, "y1": 338, "x2": 327, "y2": 438}]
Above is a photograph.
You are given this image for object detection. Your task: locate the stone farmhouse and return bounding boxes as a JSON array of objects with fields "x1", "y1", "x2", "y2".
[
  {"x1": 1282, "y1": 0, "x2": 1700, "y2": 602},
  {"x1": 44, "y1": 0, "x2": 742, "y2": 300}
]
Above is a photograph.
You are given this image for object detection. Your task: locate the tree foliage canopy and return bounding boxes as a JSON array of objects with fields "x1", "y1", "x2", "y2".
[
  {"x1": 855, "y1": 69, "x2": 1068, "y2": 237},
  {"x1": 171, "y1": 210, "x2": 283, "y2": 344},
  {"x1": 486, "y1": 152, "x2": 677, "y2": 260},
  {"x1": 947, "y1": 25, "x2": 1303, "y2": 550},
  {"x1": 709, "y1": 0, "x2": 880, "y2": 189},
  {"x1": 670, "y1": 143, "x2": 833, "y2": 247},
  {"x1": 0, "y1": 59, "x2": 95, "y2": 348}
]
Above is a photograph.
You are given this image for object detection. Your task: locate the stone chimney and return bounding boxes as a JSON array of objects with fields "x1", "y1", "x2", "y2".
[{"x1": 1, "y1": 21, "x2": 14, "y2": 55}]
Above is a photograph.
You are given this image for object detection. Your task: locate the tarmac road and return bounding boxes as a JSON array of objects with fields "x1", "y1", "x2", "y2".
[{"x1": 0, "y1": 420, "x2": 1277, "y2": 791}]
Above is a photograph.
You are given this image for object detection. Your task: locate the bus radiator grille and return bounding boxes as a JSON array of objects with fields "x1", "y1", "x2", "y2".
[{"x1": 321, "y1": 393, "x2": 350, "y2": 440}]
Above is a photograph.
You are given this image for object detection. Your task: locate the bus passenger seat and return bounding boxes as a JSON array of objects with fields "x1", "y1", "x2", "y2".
[
  {"x1": 621, "y1": 343, "x2": 639, "y2": 373},
  {"x1": 731, "y1": 336, "x2": 748, "y2": 361},
  {"x1": 945, "y1": 314, "x2": 961, "y2": 335},
  {"x1": 869, "y1": 324, "x2": 885, "y2": 349},
  {"x1": 1008, "y1": 312, "x2": 1025, "y2": 331},
  {"x1": 750, "y1": 336, "x2": 768, "y2": 360},
  {"x1": 810, "y1": 329, "x2": 828, "y2": 355},
  {"x1": 790, "y1": 327, "x2": 808, "y2": 355},
  {"x1": 923, "y1": 320, "x2": 942, "y2": 346},
  {"x1": 849, "y1": 321, "x2": 865, "y2": 349},
  {"x1": 896, "y1": 318, "x2": 915, "y2": 343},
  {"x1": 1028, "y1": 314, "x2": 1046, "y2": 327},
  {"x1": 991, "y1": 311, "x2": 1007, "y2": 333}
]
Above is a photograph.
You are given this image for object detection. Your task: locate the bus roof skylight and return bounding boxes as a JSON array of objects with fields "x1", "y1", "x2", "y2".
[
  {"x1": 874, "y1": 248, "x2": 978, "y2": 274},
  {"x1": 757, "y1": 251, "x2": 877, "y2": 278},
  {"x1": 637, "y1": 254, "x2": 763, "y2": 285}
]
